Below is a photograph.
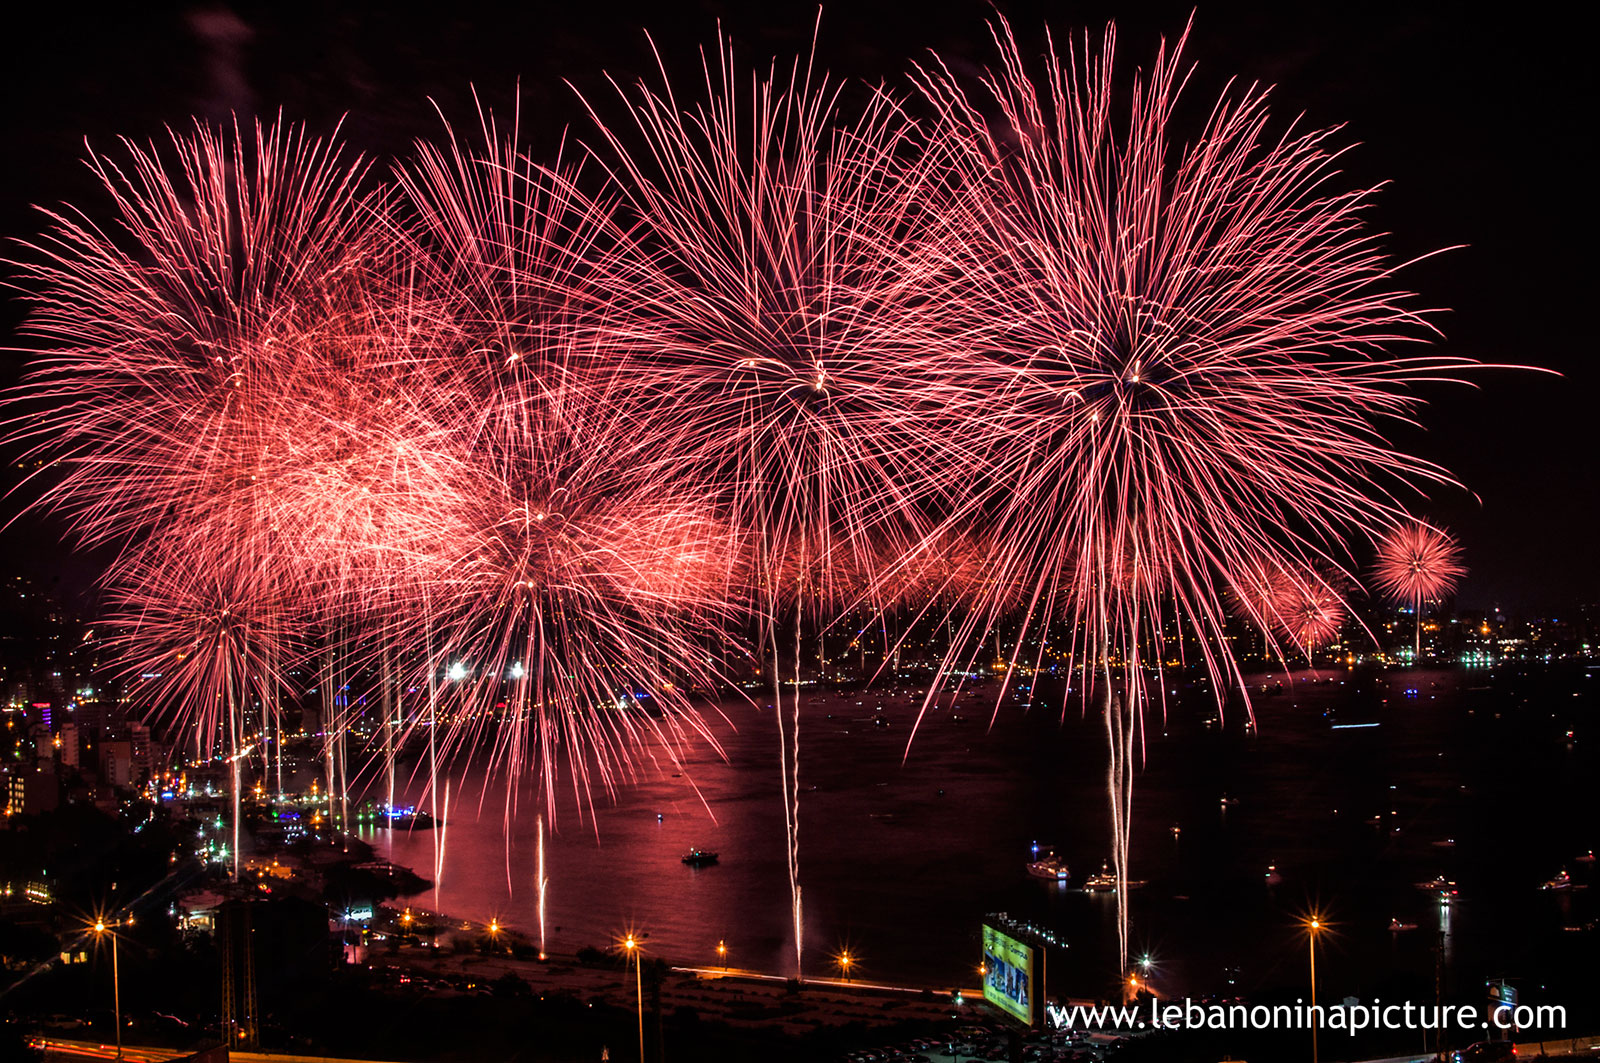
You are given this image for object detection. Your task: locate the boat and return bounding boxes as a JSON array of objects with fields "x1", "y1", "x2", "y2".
[
  {"x1": 1081, "y1": 860, "x2": 1146, "y2": 893},
  {"x1": 1540, "y1": 869, "x2": 1572, "y2": 891},
  {"x1": 377, "y1": 805, "x2": 439, "y2": 830},
  {"x1": 1431, "y1": 838, "x2": 1457, "y2": 848},
  {"x1": 1219, "y1": 794, "x2": 1239, "y2": 808},
  {"x1": 1264, "y1": 864, "x2": 1282, "y2": 886},
  {"x1": 1576, "y1": 850, "x2": 1596, "y2": 865},
  {"x1": 1389, "y1": 918, "x2": 1417, "y2": 932},
  {"x1": 682, "y1": 848, "x2": 720, "y2": 867},
  {"x1": 1413, "y1": 875, "x2": 1458, "y2": 893},
  {"x1": 1026, "y1": 852, "x2": 1071, "y2": 883}
]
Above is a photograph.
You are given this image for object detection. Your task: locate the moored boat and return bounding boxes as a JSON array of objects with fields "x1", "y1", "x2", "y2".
[{"x1": 1026, "y1": 851, "x2": 1070, "y2": 883}]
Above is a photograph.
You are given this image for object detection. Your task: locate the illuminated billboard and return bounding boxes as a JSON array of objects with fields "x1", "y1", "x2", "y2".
[{"x1": 982, "y1": 923, "x2": 1037, "y2": 1025}]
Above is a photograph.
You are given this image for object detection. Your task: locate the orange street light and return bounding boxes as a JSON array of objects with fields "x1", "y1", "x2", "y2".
[
  {"x1": 1303, "y1": 913, "x2": 1327, "y2": 1063},
  {"x1": 91, "y1": 916, "x2": 131, "y2": 1061},
  {"x1": 618, "y1": 933, "x2": 645, "y2": 1062}
]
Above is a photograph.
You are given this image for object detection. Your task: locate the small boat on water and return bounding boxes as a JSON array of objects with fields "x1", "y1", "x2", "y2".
[
  {"x1": 1081, "y1": 860, "x2": 1146, "y2": 893},
  {"x1": 1576, "y1": 850, "x2": 1596, "y2": 865},
  {"x1": 1264, "y1": 864, "x2": 1282, "y2": 886},
  {"x1": 1540, "y1": 869, "x2": 1573, "y2": 891},
  {"x1": 1414, "y1": 875, "x2": 1458, "y2": 893},
  {"x1": 377, "y1": 805, "x2": 440, "y2": 830},
  {"x1": 682, "y1": 848, "x2": 719, "y2": 867},
  {"x1": 1389, "y1": 917, "x2": 1417, "y2": 933},
  {"x1": 1027, "y1": 852, "x2": 1070, "y2": 883}
]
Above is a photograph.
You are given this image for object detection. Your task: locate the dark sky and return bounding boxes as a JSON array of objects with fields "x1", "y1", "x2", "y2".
[{"x1": 1, "y1": 2, "x2": 1592, "y2": 614}]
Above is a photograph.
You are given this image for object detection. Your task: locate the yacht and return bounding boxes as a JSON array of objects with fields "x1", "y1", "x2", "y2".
[
  {"x1": 378, "y1": 804, "x2": 439, "y2": 830},
  {"x1": 1540, "y1": 869, "x2": 1573, "y2": 891},
  {"x1": 1081, "y1": 860, "x2": 1146, "y2": 893},
  {"x1": 1026, "y1": 851, "x2": 1070, "y2": 883},
  {"x1": 682, "y1": 848, "x2": 720, "y2": 867}
]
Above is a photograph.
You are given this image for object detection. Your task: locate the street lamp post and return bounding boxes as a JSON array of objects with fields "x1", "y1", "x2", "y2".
[
  {"x1": 1307, "y1": 917, "x2": 1322, "y2": 1063},
  {"x1": 622, "y1": 934, "x2": 644, "y2": 1063},
  {"x1": 716, "y1": 939, "x2": 727, "y2": 971},
  {"x1": 838, "y1": 950, "x2": 852, "y2": 983},
  {"x1": 92, "y1": 917, "x2": 131, "y2": 1062}
]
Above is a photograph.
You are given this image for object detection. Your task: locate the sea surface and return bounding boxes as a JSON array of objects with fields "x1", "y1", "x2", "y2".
[{"x1": 362, "y1": 663, "x2": 1599, "y2": 1023}]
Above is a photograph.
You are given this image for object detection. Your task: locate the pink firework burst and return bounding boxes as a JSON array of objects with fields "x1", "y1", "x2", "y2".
[
  {"x1": 414, "y1": 392, "x2": 739, "y2": 821},
  {"x1": 905, "y1": 17, "x2": 1480, "y2": 970},
  {"x1": 578, "y1": 26, "x2": 951, "y2": 979},
  {"x1": 1227, "y1": 559, "x2": 1352, "y2": 660},
  {"x1": 1373, "y1": 521, "x2": 1465, "y2": 659},
  {"x1": 1275, "y1": 568, "x2": 1351, "y2": 655},
  {"x1": 6, "y1": 117, "x2": 387, "y2": 548}
]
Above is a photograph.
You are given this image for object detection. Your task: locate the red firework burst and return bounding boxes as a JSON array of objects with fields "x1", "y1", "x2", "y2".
[
  {"x1": 6, "y1": 117, "x2": 388, "y2": 547},
  {"x1": 903, "y1": 16, "x2": 1481, "y2": 967},
  {"x1": 577, "y1": 26, "x2": 953, "y2": 978},
  {"x1": 1374, "y1": 522, "x2": 1466, "y2": 605},
  {"x1": 1373, "y1": 521, "x2": 1465, "y2": 659},
  {"x1": 1227, "y1": 559, "x2": 1352, "y2": 658}
]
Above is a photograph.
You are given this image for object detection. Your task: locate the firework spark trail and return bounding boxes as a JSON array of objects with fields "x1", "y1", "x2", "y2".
[
  {"x1": 902, "y1": 17, "x2": 1486, "y2": 972},
  {"x1": 1374, "y1": 521, "x2": 1466, "y2": 659},
  {"x1": 537, "y1": 812, "x2": 549, "y2": 958},
  {"x1": 575, "y1": 19, "x2": 970, "y2": 978}
]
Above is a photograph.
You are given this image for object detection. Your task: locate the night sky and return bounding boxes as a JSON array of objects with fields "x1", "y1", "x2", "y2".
[{"x1": 1, "y1": 2, "x2": 1591, "y2": 613}]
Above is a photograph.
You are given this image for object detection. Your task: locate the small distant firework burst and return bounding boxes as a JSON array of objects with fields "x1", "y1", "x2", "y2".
[
  {"x1": 1374, "y1": 522, "x2": 1466, "y2": 657},
  {"x1": 1, "y1": 16, "x2": 1503, "y2": 984},
  {"x1": 1227, "y1": 560, "x2": 1352, "y2": 660}
]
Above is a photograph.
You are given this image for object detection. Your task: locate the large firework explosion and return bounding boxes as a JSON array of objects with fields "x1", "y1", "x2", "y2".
[
  {"x1": 2, "y1": 17, "x2": 1497, "y2": 984},
  {"x1": 573, "y1": 26, "x2": 958, "y2": 978},
  {"x1": 901, "y1": 17, "x2": 1478, "y2": 969}
]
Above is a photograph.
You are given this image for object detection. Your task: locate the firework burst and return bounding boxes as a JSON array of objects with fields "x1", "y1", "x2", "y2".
[
  {"x1": 578, "y1": 25, "x2": 952, "y2": 978},
  {"x1": 905, "y1": 17, "x2": 1477, "y2": 970},
  {"x1": 1374, "y1": 521, "x2": 1465, "y2": 658}
]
